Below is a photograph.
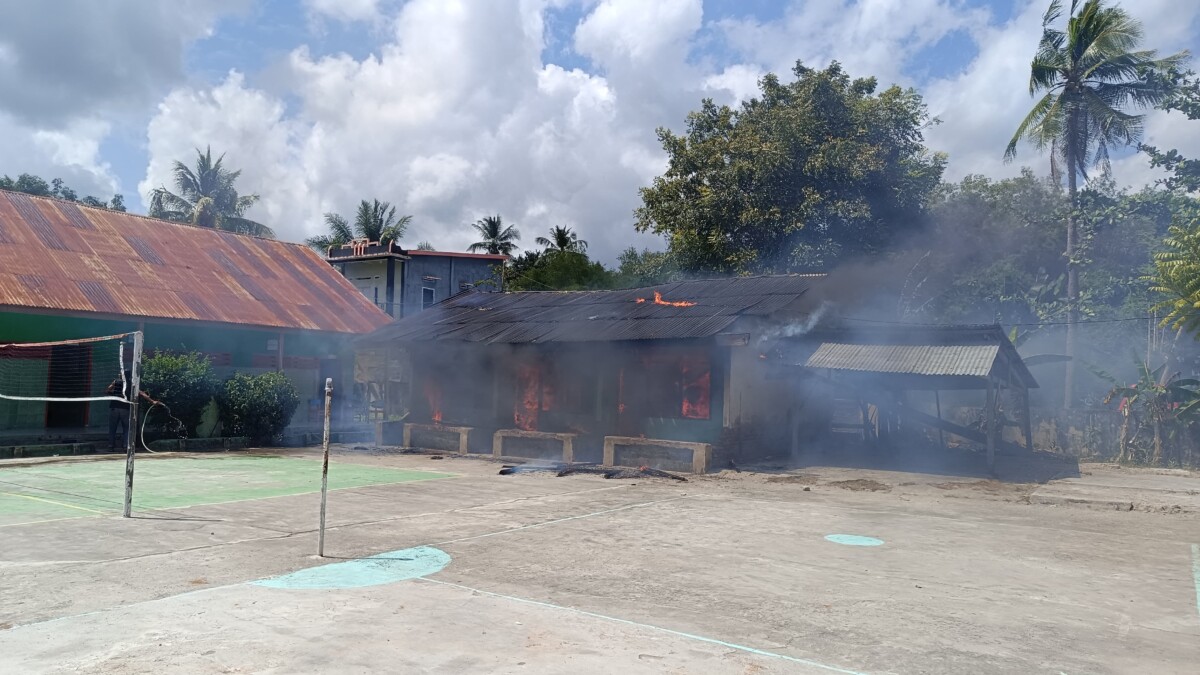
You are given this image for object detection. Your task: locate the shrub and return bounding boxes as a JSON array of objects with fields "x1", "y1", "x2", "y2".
[
  {"x1": 139, "y1": 351, "x2": 218, "y2": 437},
  {"x1": 217, "y1": 371, "x2": 301, "y2": 445}
]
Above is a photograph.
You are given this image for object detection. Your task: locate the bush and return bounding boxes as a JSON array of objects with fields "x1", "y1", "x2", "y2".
[
  {"x1": 139, "y1": 351, "x2": 218, "y2": 437},
  {"x1": 217, "y1": 371, "x2": 301, "y2": 445}
]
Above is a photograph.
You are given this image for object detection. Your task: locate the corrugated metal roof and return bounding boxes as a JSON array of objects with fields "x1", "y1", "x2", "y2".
[
  {"x1": 362, "y1": 274, "x2": 818, "y2": 345},
  {"x1": 0, "y1": 190, "x2": 391, "y2": 334},
  {"x1": 805, "y1": 343, "x2": 1001, "y2": 377}
]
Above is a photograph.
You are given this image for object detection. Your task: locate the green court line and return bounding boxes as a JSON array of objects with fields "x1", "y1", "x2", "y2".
[{"x1": 0, "y1": 456, "x2": 451, "y2": 525}]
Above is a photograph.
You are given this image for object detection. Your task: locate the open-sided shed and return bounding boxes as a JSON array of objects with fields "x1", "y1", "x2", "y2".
[{"x1": 791, "y1": 325, "x2": 1038, "y2": 467}]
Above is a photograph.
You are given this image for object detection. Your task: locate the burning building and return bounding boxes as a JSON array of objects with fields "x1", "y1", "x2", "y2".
[{"x1": 356, "y1": 275, "x2": 1037, "y2": 473}]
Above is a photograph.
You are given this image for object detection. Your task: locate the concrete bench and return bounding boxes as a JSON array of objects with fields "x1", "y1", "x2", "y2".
[
  {"x1": 403, "y1": 423, "x2": 472, "y2": 454},
  {"x1": 493, "y1": 429, "x2": 575, "y2": 462},
  {"x1": 603, "y1": 436, "x2": 713, "y2": 474}
]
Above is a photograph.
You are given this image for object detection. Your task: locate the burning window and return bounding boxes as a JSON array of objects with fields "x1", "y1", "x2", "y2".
[
  {"x1": 422, "y1": 377, "x2": 443, "y2": 424},
  {"x1": 680, "y1": 353, "x2": 711, "y2": 419},
  {"x1": 514, "y1": 362, "x2": 540, "y2": 431},
  {"x1": 619, "y1": 349, "x2": 711, "y2": 421}
]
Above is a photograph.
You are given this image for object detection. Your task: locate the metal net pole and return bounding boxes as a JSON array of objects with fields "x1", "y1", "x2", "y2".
[
  {"x1": 122, "y1": 331, "x2": 143, "y2": 518},
  {"x1": 318, "y1": 377, "x2": 333, "y2": 556}
]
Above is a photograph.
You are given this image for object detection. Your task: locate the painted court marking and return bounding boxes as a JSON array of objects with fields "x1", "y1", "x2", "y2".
[
  {"x1": 825, "y1": 534, "x2": 884, "y2": 547},
  {"x1": 253, "y1": 546, "x2": 451, "y2": 589},
  {"x1": 0, "y1": 491, "x2": 106, "y2": 514}
]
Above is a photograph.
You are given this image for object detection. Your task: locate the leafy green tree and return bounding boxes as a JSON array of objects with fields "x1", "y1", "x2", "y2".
[
  {"x1": 1004, "y1": 0, "x2": 1187, "y2": 405},
  {"x1": 0, "y1": 173, "x2": 125, "y2": 210},
  {"x1": 147, "y1": 146, "x2": 272, "y2": 237},
  {"x1": 415, "y1": 241, "x2": 435, "y2": 251},
  {"x1": 468, "y1": 215, "x2": 520, "y2": 255},
  {"x1": 506, "y1": 249, "x2": 613, "y2": 291},
  {"x1": 613, "y1": 247, "x2": 680, "y2": 288},
  {"x1": 535, "y1": 225, "x2": 588, "y2": 254},
  {"x1": 636, "y1": 61, "x2": 945, "y2": 275},
  {"x1": 1150, "y1": 205, "x2": 1200, "y2": 337},
  {"x1": 1142, "y1": 69, "x2": 1200, "y2": 193},
  {"x1": 305, "y1": 199, "x2": 411, "y2": 252}
]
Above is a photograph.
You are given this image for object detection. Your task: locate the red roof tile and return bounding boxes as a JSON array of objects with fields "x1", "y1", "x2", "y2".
[{"x1": 0, "y1": 190, "x2": 392, "y2": 334}]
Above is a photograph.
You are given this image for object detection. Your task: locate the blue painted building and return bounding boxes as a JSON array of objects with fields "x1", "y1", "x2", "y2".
[{"x1": 326, "y1": 241, "x2": 506, "y2": 318}]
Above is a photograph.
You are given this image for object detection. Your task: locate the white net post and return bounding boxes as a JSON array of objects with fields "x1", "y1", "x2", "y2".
[
  {"x1": 122, "y1": 331, "x2": 143, "y2": 518},
  {"x1": 318, "y1": 377, "x2": 333, "y2": 556}
]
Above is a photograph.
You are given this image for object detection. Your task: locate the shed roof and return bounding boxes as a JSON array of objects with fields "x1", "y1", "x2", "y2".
[
  {"x1": 361, "y1": 274, "x2": 821, "y2": 345},
  {"x1": 0, "y1": 190, "x2": 392, "y2": 334},
  {"x1": 799, "y1": 325, "x2": 1037, "y2": 388}
]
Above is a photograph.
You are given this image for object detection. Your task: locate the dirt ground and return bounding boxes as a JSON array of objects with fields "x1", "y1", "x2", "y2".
[{"x1": 1, "y1": 448, "x2": 1197, "y2": 674}]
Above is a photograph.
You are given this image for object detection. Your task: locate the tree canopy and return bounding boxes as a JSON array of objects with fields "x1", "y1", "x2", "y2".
[
  {"x1": 635, "y1": 61, "x2": 945, "y2": 275},
  {"x1": 305, "y1": 199, "x2": 411, "y2": 252},
  {"x1": 148, "y1": 146, "x2": 272, "y2": 237},
  {"x1": 1003, "y1": 0, "x2": 1185, "y2": 406},
  {"x1": 468, "y1": 215, "x2": 520, "y2": 256},
  {"x1": 0, "y1": 173, "x2": 125, "y2": 211},
  {"x1": 535, "y1": 225, "x2": 588, "y2": 254}
]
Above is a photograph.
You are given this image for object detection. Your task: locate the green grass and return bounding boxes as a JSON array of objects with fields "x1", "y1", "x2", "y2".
[{"x1": 0, "y1": 455, "x2": 450, "y2": 526}]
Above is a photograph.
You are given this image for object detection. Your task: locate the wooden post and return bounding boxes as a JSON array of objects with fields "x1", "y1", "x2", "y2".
[
  {"x1": 934, "y1": 390, "x2": 945, "y2": 449},
  {"x1": 1021, "y1": 387, "x2": 1034, "y2": 451},
  {"x1": 318, "y1": 377, "x2": 333, "y2": 556},
  {"x1": 122, "y1": 331, "x2": 144, "y2": 518},
  {"x1": 985, "y1": 379, "x2": 996, "y2": 471}
]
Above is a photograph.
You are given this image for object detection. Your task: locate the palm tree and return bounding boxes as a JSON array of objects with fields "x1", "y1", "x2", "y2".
[
  {"x1": 535, "y1": 225, "x2": 588, "y2": 254},
  {"x1": 148, "y1": 146, "x2": 272, "y2": 237},
  {"x1": 304, "y1": 199, "x2": 411, "y2": 252},
  {"x1": 468, "y1": 215, "x2": 520, "y2": 255},
  {"x1": 1005, "y1": 0, "x2": 1186, "y2": 407},
  {"x1": 415, "y1": 241, "x2": 436, "y2": 251}
]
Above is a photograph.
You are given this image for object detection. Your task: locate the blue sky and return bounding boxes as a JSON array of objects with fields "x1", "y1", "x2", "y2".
[{"x1": 1, "y1": 0, "x2": 1197, "y2": 260}]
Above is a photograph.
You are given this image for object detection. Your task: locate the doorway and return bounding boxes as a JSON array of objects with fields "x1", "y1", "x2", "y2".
[{"x1": 45, "y1": 344, "x2": 91, "y2": 428}]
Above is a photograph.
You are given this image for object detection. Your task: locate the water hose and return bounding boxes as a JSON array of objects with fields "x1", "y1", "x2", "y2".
[{"x1": 139, "y1": 401, "x2": 188, "y2": 454}]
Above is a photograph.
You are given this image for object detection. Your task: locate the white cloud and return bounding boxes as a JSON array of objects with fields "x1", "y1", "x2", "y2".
[
  {"x1": 0, "y1": 0, "x2": 247, "y2": 199},
  {"x1": 304, "y1": 0, "x2": 384, "y2": 23},
  {"x1": 142, "y1": 0, "x2": 668, "y2": 259},
  {"x1": 0, "y1": 113, "x2": 116, "y2": 198},
  {"x1": 925, "y1": 0, "x2": 1200, "y2": 186},
  {"x1": 136, "y1": 0, "x2": 1200, "y2": 263}
]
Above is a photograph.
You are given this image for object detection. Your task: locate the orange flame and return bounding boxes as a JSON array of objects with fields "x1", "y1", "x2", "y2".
[
  {"x1": 635, "y1": 291, "x2": 695, "y2": 307},
  {"x1": 423, "y1": 379, "x2": 443, "y2": 425}
]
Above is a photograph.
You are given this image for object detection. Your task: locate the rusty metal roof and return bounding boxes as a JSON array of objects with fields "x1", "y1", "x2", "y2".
[
  {"x1": 362, "y1": 274, "x2": 820, "y2": 345},
  {"x1": 0, "y1": 190, "x2": 392, "y2": 334}
]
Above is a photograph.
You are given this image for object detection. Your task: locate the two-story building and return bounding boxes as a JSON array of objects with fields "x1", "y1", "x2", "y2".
[{"x1": 325, "y1": 241, "x2": 506, "y2": 318}]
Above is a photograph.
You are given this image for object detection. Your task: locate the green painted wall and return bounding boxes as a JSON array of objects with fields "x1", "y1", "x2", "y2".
[{"x1": 1, "y1": 311, "x2": 358, "y2": 435}]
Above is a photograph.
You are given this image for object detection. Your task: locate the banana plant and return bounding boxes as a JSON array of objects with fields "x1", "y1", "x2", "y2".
[{"x1": 1096, "y1": 355, "x2": 1200, "y2": 464}]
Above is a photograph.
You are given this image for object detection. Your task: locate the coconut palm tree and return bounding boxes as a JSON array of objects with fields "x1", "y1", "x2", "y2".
[
  {"x1": 415, "y1": 241, "x2": 436, "y2": 251},
  {"x1": 147, "y1": 146, "x2": 272, "y2": 237},
  {"x1": 535, "y1": 225, "x2": 588, "y2": 254},
  {"x1": 1004, "y1": 0, "x2": 1187, "y2": 406},
  {"x1": 468, "y1": 215, "x2": 520, "y2": 256},
  {"x1": 304, "y1": 199, "x2": 412, "y2": 252}
]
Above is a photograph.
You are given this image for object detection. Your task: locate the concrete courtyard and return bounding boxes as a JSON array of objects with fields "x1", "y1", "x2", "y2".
[{"x1": 0, "y1": 449, "x2": 1197, "y2": 674}]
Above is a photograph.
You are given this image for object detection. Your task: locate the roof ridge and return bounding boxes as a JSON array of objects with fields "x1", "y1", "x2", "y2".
[{"x1": 0, "y1": 187, "x2": 305, "y2": 248}]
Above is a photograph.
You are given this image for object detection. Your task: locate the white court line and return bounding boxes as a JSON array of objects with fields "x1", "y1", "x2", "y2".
[{"x1": 419, "y1": 577, "x2": 867, "y2": 675}]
